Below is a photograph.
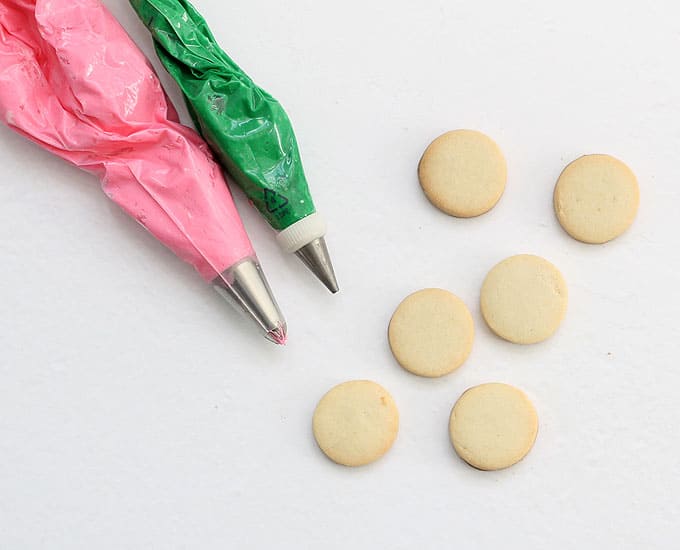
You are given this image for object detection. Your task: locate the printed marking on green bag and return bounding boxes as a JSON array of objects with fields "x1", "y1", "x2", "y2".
[{"x1": 264, "y1": 188, "x2": 289, "y2": 213}]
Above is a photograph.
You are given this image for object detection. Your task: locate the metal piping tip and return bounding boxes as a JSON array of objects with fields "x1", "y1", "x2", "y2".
[
  {"x1": 295, "y1": 236, "x2": 339, "y2": 293},
  {"x1": 212, "y1": 258, "x2": 287, "y2": 345},
  {"x1": 266, "y1": 325, "x2": 288, "y2": 345}
]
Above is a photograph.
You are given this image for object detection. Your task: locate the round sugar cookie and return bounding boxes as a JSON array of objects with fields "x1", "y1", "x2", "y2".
[
  {"x1": 418, "y1": 129, "x2": 507, "y2": 217},
  {"x1": 481, "y1": 254, "x2": 567, "y2": 344},
  {"x1": 388, "y1": 288, "x2": 474, "y2": 377},
  {"x1": 554, "y1": 154, "x2": 639, "y2": 244},
  {"x1": 449, "y1": 383, "x2": 538, "y2": 471},
  {"x1": 312, "y1": 380, "x2": 399, "y2": 467}
]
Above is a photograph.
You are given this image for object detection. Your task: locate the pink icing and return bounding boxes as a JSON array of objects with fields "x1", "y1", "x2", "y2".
[{"x1": 0, "y1": 0, "x2": 254, "y2": 280}]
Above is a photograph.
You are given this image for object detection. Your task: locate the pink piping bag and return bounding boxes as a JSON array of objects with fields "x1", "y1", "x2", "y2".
[{"x1": 0, "y1": 0, "x2": 286, "y2": 343}]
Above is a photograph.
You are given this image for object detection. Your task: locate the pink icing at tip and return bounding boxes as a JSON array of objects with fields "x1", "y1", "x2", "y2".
[
  {"x1": 0, "y1": 0, "x2": 254, "y2": 281},
  {"x1": 268, "y1": 326, "x2": 287, "y2": 345}
]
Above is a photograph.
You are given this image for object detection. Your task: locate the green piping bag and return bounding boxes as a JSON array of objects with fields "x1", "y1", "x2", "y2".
[{"x1": 130, "y1": 0, "x2": 338, "y2": 293}]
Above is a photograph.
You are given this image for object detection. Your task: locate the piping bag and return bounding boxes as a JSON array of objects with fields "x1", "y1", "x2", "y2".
[
  {"x1": 130, "y1": 0, "x2": 339, "y2": 294},
  {"x1": 0, "y1": 0, "x2": 287, "y2": 344}
]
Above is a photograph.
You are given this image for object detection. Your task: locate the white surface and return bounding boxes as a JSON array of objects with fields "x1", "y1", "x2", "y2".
[{"x1": 1, "y1": 0, "x2": 679, "y2": 547}]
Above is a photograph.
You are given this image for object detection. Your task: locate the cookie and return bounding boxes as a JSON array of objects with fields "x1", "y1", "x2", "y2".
[
  {"x1": 449, "y1": 383, "x2": 538, "y2": 471},
  {"x1": 388, "y1": 288, "x2": 474, "y2": 377},
  {"x1": 554, "y1": 154, "x2": 640, "y2": 244},
  {"x1": 480, "y1": 254, "x2": 567, "y2": 344},
  {"x1": 418, "y1": 129, "x2": 507, "y2": 217},
  {"x1": 312, "y1": 380, "x2": 399, "y2": 467}
]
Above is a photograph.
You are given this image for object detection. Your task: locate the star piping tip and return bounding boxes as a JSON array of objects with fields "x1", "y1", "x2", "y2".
[{"x1": 266, "y1": 324, "x2": 288, "y2": 345}]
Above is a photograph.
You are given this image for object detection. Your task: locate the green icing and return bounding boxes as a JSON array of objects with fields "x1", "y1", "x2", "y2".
[{"x1": 130, "y1": 0, "x2": 315, "y2": 230}]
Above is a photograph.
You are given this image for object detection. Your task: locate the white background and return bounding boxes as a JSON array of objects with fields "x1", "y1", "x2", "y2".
[{"x1": 1, "y1": 0, "x2": 679, "y2": 548}]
